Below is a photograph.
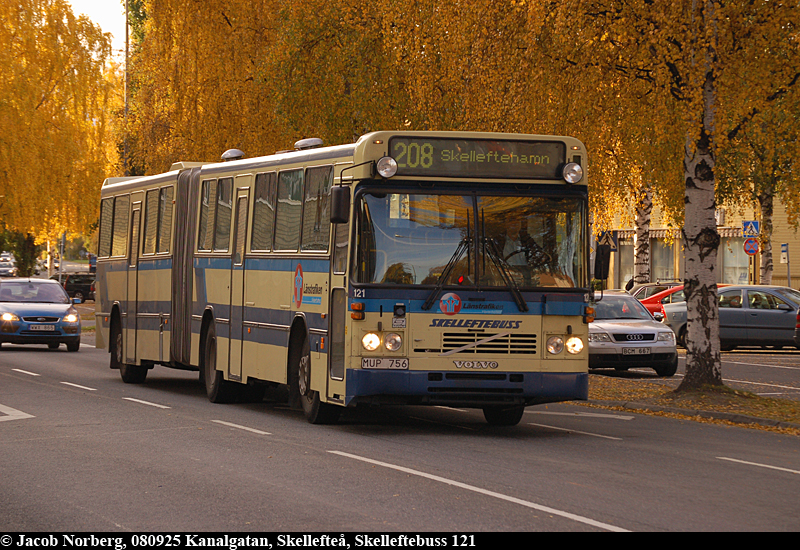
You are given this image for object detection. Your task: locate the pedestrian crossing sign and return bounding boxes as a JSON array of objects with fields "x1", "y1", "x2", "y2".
[{"x1": 742, "y1": 221, "x2": 760, "y2": 237}]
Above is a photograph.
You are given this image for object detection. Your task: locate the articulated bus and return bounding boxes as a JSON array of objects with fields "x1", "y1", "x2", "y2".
[{"x1": 96, "y1": 131, "x2": 594, "y2": 426}]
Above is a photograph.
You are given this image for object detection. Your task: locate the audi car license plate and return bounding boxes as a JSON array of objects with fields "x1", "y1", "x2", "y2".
[
  {"x1": 361, "y1": 358, "x2": 409, "y2": 370},
  {"x1": 623, "y1": 347, "x2": 650, "y2": 355},
  {"x1": 29, "y1": 324, "x2": 55, "y2": 331}
]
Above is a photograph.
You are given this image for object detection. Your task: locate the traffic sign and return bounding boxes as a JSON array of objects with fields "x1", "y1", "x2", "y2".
[
  {"x1": 781, "y1": 243, "x2": 789, "y2": 264},
  {"x1": 744, "y1": 238, "x2": 759, "y2": 256},
  {"x1": 597, "y1": 231, "x2": 617, "y2": 252},
  {"x1": 742, "y1": 221, "x2": 760, "y2": 237}
]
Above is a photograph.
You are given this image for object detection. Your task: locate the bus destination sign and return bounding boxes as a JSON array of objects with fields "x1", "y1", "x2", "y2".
[{"x1": 389, "y1": 137, "x2": 567, "y2": 179}]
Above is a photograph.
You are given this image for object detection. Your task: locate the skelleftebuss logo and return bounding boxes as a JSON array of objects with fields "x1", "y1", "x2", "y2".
[
  {"x1": 294, "y1": 264, "x2": 303, "y2": 308},
  {"x1": 439, "y1": 293, "x2": 462, "y2": 315}
]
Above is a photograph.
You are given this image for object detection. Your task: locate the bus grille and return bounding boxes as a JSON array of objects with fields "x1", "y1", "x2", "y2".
[{"x1": 435, "y1": 332, "x2": 538, "y2": 355}]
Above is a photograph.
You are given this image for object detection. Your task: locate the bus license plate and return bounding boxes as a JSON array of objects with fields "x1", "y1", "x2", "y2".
[
  {"x1": 623, "y1": 347, "x2": 650, "y2": 355},
  {"x1": 361, "y1": 358, "x2": 409, "y2": 370}
]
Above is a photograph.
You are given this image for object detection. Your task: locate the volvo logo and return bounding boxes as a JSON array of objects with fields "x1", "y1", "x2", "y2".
[{"x1": 626, "y1": 334, "x2": 645, "y2": 341}]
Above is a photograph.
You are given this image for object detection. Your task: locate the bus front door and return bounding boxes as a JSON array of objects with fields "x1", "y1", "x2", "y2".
[{"x1": 126, "y1": 205, "x2": 141, "y2": 364}]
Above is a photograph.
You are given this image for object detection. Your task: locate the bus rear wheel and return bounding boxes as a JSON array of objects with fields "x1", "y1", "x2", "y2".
[
  {"x1": 483, "y1": 405, "x2": 525, "y2": 426},
  {"x1": 112, "y1": 320, "x2": 147, "y2": 383},
  {"x1": 293, "y1": 336, "x2": 340, "y2": 425},
  {"x1": 203, "y1": 324, "x2": 237, "y2": 403}
]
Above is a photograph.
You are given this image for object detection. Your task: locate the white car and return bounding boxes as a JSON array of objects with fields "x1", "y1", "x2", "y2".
[{"x1": 589, "y1": 291, "x2": 678, "y2": 377}]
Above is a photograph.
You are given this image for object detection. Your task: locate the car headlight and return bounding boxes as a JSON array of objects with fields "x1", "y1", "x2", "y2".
[
  {"x1": 1, "y1": 312, "x2": 19, "y2": 322},
  {"x1": 384, "y1": 332, "x2": 402, "y2": 352},
  {"x1": 588, "y1": 332, "x2": 612, "y2": 342},
  {"x1": 362, "y1": 332, "x2": 381, "y2": 351},
  {"x1": 566, "y1": 336, "x2": 584, "y2": 354},
  {"x1": 547, "y1": 336, "x2": 564, "y2": 355},
  {"x1": 64, "y1": 313, "x2": 79, "y2": 323},
  {"x1": 657, "y1": 332, "x2": 675, "y2": 342}
]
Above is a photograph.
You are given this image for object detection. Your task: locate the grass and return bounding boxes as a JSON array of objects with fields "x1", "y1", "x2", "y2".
[{"x1": 584, "y1": 374, "x2": 800, "y2": 435}]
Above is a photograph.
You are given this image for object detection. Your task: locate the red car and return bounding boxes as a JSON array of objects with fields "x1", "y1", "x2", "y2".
[{"x1": 640, "y1": 285, "x2": 686, "y2": 316}]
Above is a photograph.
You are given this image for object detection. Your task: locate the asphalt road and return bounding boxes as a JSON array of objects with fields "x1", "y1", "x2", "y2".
[{"x1": 1, "y1": 344, "x2": 799, "y2": 532}]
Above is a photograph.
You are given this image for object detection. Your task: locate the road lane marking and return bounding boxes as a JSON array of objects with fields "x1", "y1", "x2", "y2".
[
  {"x1": 0, "y1": 403, "x2": 35, "y2": 422},
  {"x1": 60, "y1": 382, "x2": 97, "y2": 391},
  {"x1": 528, "y1": 423, "x2": 623, "y2": 440},
  {"x1": 328, "y1": 450, "x2": 629, "y2": 532},
  {"x1": 725, "y1": 361, "x2": 800, "y2": 371},
  {"x1": 12, "y1": 369, "x2": 40, "y2": 376},
  {"x1": 527, "y1": 411, "x2": 635, "y2": 420},
  {"x1": 211, "y1": 420, "x2": 271, "y2": 435},
  {"x1": 122, "y1": 397, "x2": 171, "y2": 409},
  {"x1": 721, "y1": 379, "x2": 800, "y2": 392},
  {"x1": 717, "y1": 457, "x2": 800, "y2": 476}
]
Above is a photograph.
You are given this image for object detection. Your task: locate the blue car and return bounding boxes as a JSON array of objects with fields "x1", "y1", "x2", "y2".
[{"x1": 0, "y1": 278, "x2": 82, "y2": 351}]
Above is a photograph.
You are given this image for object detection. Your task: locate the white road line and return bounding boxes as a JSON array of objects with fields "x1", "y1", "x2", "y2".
[
  {"x1": 11, "y1": 369, "x2": 40, "y2": 376},
  {"x1": 528, "y1": 422, "x2": 623, "y2": 441},
  {"x1": 122, "y1": 397, "x2": 171, "y2": 409},
  {"x1": 329, "y1": 450, "x2": 628, "y2": 532},
  {"x1": 0, "y1": 403, "x2": 35, "y2": 422},
  {"x1": 211, "y1": 420, "x2": 271, "y2": 435},
  {"x1": 721, "y1": 379, "x2": 800, "y2": 392},
  {"x1": 60, "y1": 382, "x2": 97, "y2": 391},
  {"x1": 527, "y1": 411, "x2": 635, "y2": 421},
  {"x1": 725, "y1": 361, "x2": 800, "y2": 371},
  {"x1": 717, "y1": 457, "x2": 800, "y2": 476}
]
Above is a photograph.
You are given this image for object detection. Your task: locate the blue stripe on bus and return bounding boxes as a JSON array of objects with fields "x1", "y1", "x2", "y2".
[{"x1": 350, "y1": 294, "x2": 587, "y2": 316}]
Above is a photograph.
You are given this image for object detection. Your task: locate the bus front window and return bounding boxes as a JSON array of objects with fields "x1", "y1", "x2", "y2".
[{"x1": 355, "y1": 191, "x2": 586, "y2": 289}]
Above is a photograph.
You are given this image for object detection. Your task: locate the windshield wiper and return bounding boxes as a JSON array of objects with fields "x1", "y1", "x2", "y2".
[
  {"x1": 422, "y1": 236, "x2": 471, "y2": 310},
  {"x1": 482, "y1": 235, "x2": 529, "y2": 313}
]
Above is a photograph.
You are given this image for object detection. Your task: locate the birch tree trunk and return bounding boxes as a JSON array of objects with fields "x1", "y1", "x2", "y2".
[
  {"x1": 634, "y1": 186, "x2": 652, "y2": 284},
  {"x1": 678, "y1": 67, "x2": 723, "y2": 390},
  {"x1": 758, "y1": 188, "x2": 774, "y2": 285}
]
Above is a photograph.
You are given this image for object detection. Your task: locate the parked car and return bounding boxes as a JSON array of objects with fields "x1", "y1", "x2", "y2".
[
  {"x1": 0, "y1": 278, "x2": 81, "y2": 351},
  {"x1": 629, "y1": 280, "x2": 683, "y2": 300},
  {"x1": 0, "y1": 259, "x2": 17, "y2": 278},
  {"x1": 589, "y1": 290, "x2": 678, "y2": 376},
  {"x1": 50, "y1": 273, "x2": 95, "y2": 302},
  {"x1": 639, "y1": 284, "x2": 732, "y2": 316},
  {"x1": 664, "y1": 285, "x2": 800, "y2": 350}
]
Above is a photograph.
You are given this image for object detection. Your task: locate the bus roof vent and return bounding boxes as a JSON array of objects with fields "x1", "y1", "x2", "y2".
[
  {"x1": 221, "y1": 149, "x2": 245, "y2": 161},
  {"x1": 294, "y1": 138, "x2": 323, "y2": 151}
]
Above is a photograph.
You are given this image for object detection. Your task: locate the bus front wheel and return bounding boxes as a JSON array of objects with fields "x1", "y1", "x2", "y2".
[
  {"x1": 292, "y1": 336, "x2": 340, "y2": 425},
  {"x1": 482, "y1": 405, "x2": 524, "y2": 426}
]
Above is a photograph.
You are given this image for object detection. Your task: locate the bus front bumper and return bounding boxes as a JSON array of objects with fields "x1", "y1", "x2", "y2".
[{"x1": 345, "y1": 369, "x2": 588, "y2": 408}]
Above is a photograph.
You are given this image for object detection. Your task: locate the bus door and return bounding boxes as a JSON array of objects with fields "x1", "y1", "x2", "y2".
[
  {"x1": 228, "y1": 185, "x2": 249, "y2": 382},
  {"x1": 126, "y1": 203, "x2": 142, "y2": 364},
  {"x1": 327, "y1": 217, "x2": 349, "y2": 400}
]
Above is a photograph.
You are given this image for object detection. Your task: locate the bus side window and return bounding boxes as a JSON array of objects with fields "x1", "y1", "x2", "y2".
[
  {"x1": 111, "y1": 195, "x2": 130, "y2": 257},
  {"x1": 301, "y1": 166, "x2": 333, "y2": 252},
  {"x1": 98, "y1": 197, "x2": 114, "y2": 257},
  {"x1": 333, "y1": 221, "x2": 349, "y2": 275},
  {"x1": 158, "y1": 186, "x2": 174, "y2": 253},
  {"x1": 198, "y1": 179, "x2": 217, "y2": 251},
  {"x1": 251, "y1": 172, "x2": 277, "y2": 251},
  {"x1": 143, "y1": 189, "x2": 159, "y2": 255},
  {"x1": 214, "y1": 177, "x2": 233, "y2": 252},
  {"x1": 274, "y1": 169, "x2": 304, "y2": 251}
]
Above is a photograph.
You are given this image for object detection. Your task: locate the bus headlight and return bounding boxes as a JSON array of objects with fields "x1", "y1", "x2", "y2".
[
  {"x1": 563, "y1": 162, "x2": 583, "y2": 184},
  {"x1": 566, "y1": 336, "x2": 584, "y2": 354},
  {"x1": 547, "y1": 336, "x2": 564, "y2": 355},
  {"x1": 384, "y1": 333, "x2": 402, "y2": 352},
  {"x1": 362, "y1": 333, "x2": 381, "y2": 351},
  {"x1": 376, "y1": 157, "x2": 398, "y2": 178}
]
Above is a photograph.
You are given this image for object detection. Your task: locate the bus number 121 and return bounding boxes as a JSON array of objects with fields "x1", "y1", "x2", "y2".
[{"x1": 452, "y1": 535, "x2": 475, "y2": 547}]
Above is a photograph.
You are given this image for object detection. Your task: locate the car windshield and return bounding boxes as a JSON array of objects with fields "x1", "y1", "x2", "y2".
[
  {"x1": 595, "y1": 295, "x2": 653, "y2": 320},
  {"x1": 0, "y1": 281, "x2": 70, "y2": 304},
  {"x1": 354, "y1": 191, "x2": 587, "y2": 289}
]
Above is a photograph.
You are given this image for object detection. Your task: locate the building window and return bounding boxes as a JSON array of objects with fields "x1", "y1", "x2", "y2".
[
  {"x1": 722, "y1": 237, "x2": 749, "y2": 284},
  {"x1": 617, "y1": 238, "x2": 634, "y2": 286},
  {"x1": 651, "y1": 238, "x2": 675, "y2": 281}
]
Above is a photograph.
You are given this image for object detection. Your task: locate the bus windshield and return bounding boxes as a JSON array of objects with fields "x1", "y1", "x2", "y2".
[{"x1": 355, "y1": 191, "x2": 586, "y2": 289}]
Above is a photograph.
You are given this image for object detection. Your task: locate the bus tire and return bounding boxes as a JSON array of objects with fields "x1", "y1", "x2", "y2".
[
  {"x1": 293, "y1": 335, "x2": 340, "y2": 424},
  {"x1": 482, "y1": 405, "x2": 525, "y2": 426},
  {"x1": 203, "y1": 324, "x2": 236, "y2": 403},
  {"x1": 112, "y1": 317, "x2": 147, "y2": 383}
]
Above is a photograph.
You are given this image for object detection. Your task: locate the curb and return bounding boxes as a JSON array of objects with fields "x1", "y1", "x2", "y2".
[{"x1": 588, "y1": 400, "x2": 800, "y2": 431}]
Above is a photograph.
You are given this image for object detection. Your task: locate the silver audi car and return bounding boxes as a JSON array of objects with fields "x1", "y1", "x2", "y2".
[{"x1": 589, "y1": 290, "x2": 678, "y2": 377}]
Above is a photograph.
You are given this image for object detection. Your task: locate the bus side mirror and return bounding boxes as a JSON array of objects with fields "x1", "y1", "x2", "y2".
[
  {"x1": 594, "y1": 244, "x2": 611, "y2": 281},
  {"x1": 330, "y1": 186, "x2": 351, "y2": 224}
]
